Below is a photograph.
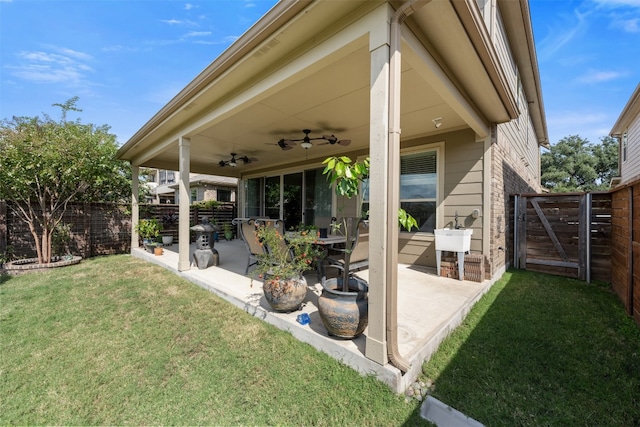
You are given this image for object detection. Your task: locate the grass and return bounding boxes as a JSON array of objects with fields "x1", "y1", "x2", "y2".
[
  {"x1": 420, "y1": 269, "x2": 640, "y2": 427},
  {"x1": 0, "y1": 255, "x2": 427, "y2": 426}
]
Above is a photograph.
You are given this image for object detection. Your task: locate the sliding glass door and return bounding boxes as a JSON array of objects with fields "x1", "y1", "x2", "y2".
[{"x1": 244, "y1": 168, "x2": 331, "y2": 230}]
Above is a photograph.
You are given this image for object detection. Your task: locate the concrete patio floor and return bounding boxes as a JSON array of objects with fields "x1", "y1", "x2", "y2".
[{"x1": 132, "y1": 238, "x2": 496, "y2": 393}]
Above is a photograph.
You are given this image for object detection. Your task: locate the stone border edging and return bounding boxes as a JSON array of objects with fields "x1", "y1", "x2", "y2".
[{"x1": 3, "y1": 256, "x2": 83, "y2": 275}]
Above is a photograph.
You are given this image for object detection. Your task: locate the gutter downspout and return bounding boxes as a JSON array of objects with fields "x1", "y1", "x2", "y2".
[{"x1": 387, "y1": 0, "x2": 432, "y2": 373}]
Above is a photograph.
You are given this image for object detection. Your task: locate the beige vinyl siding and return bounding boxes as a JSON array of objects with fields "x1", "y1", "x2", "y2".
[
  {"x1": 398, "y1": 129, "x2": 484, "y2": 267},
  {"x1": 493, "y1": 7, "x2": 518, "y2": 96},
  {"x1": 621, "y1": 114, "x2": 640, "y2": 184}
]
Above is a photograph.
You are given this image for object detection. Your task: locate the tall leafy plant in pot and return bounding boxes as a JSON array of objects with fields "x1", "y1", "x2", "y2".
[
  {"x1": 319, "y1": 156, "x2": 416, "y2": 338},
  {"x1": 322, "y1": 156, "x2": 417, "y2": 291}
]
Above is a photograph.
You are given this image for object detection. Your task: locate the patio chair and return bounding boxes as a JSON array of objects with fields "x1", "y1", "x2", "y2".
[
  {"x1": 255, "y1": 219, "x2": 293, "y2": 262},
  {"x1": 320, "y1": 218, "x2": 368, "y2": 282},
  {"x1": 237, "y1": 218, "x2": 265, "y2": 274}
]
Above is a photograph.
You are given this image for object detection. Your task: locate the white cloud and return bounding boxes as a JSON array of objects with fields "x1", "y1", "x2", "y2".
[
  {"x1": 7, "y1": 46, "x2": 94, "y2": 86},
  {"x1": 577, "y1": 69, "x2": 625, "y2": 83},
  {"x1": 160, "y1": 18, "x2": 197, "y2": 26},
  {"x1": 102, "y1": 45, "x2": 140, "y2": 53},
  {"x1": 185, "y1": 31, "x2": 211, "y2": 37},
  {"x1": 185, "y1": 3, "x2": 197, "y2": 10},
  {"x1": 546, "y1": 111, "x2": 612, "y2": 143},
  {"x1": 537, "y1": 9, "x2": 590, "y2": 62},
  {"x1": 612, "y1": 16, "x2": 640, "y2": 31},
  {"x1": 593, "y1": 0, "x2": 640, "y2": 8}
]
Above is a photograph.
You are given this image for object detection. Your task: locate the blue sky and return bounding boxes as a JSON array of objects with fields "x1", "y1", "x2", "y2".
[{"x1": 1, "y1": 0, "x2": 639, "y2": 147}]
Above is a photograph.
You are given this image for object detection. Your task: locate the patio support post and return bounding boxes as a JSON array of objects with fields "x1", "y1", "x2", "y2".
[
  {"x1": 178, "y1": 137, "x2": 191, "y2": 271},
  {"x1": 365, "y1": 13, "x2": 392, "y2": 366},
  {"x1": 131, "y1": 164, "x2": 140, "y2": 249}
]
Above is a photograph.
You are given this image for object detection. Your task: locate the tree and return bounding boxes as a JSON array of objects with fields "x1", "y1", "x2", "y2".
[
  {"x1": 541, "y1": 135, "x2": 618, "y2": 192},
  {"x1": 0, "y1": 97, "x2": 131, "y2": 264},
  {"x1": 593, "y1": 136, "x2": 619, "y2": 186}
]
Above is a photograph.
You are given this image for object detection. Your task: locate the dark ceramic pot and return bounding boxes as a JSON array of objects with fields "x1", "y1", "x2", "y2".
[
  {"x1": 318, "y1": 277, "x2": 368, "y2": 338},
  {"x1": 263, "y1": 275, "x2": 308, "y2": 312}
]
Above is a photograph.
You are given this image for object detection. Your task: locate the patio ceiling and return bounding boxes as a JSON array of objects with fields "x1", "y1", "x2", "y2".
[{"x1": 118, "y1": 0, "x2": 536, "y2": 176}]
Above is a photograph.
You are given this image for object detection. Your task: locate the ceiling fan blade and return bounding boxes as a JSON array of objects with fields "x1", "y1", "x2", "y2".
[
  {"x1": 323, "y1": 135, "x2": 338, "y2": 144},
  {"x1": 338, "y1": 139, "x2": 351, "y2": 146},
  {"x1": 218, "y1": 160, "x2": 227, "y2": 167}
]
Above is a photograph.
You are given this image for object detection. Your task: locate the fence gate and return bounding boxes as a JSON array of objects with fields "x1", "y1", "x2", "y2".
[{"x1": 514, "y1": 194, "x2": 590, "y2": 280}]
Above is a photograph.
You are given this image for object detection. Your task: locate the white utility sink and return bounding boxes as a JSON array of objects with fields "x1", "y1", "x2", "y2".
[
  {"x1": 434, "y1": 228, "x2": 473, "y2": 252},
  {"x1": 434, "y1": 228, "x2": 473, "y2": 280}
]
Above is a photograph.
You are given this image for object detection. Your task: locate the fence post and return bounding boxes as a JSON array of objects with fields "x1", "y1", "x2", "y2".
[
  {"x1": 0, "y1": 201, "x2": 6, "y2": 256},
  {"x1": 84, "y1": 203, "x2": 92, "y2": 259}
]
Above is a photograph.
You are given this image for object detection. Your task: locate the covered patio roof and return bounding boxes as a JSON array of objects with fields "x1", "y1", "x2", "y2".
[{"x1": 116, "y1": 0, "x2": 546, "y2": 174}]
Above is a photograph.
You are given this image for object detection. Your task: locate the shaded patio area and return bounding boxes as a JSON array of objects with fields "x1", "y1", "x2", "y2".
[{"x1": 133, "y1": 238, "x2": 494, "y2": 393}]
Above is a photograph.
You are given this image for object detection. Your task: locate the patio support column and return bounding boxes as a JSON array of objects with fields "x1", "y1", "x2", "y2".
[
  {"x1": 365, "y1": 15, "x2": 392, "y2": 366},
  {"x1": 131, "y1": 164, "x2": 140, "y2": 249},
  {"x1": 178, "y1": 137, "x2": 191, "y2": 271}
]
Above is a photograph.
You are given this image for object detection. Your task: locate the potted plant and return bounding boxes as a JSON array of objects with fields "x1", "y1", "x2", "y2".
[
  {"x1": 223, "y1": 222, "x2": 234, "y2": 240},
  {"x1": 253, "y1": 223, "x2": 323, "y2": 312},
  {"x1": 134, "y1": 218, "x2": 162, "y2": 251},
  {"x1": 318, "y1": 156, "x2": 417, "y2": 338},
  {"x1": 161, "y1": 213, "x2": 178, "y2": 245}
]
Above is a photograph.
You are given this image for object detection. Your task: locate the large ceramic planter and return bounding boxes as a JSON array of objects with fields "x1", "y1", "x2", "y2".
[
  {"x1": 318, "y1": 276, "x2": 368, "y2": 338},
  {"x1": 263, "y1": 275, "x2": 308, "y2": 312}
]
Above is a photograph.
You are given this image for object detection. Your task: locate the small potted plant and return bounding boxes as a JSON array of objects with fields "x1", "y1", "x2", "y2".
[
  {"x1": 134, "y1": 218, "x2": 162, "y2": 251},
  {"x1": 161, "y1": 213, "x2": 178, "y2": 245},
  {"x1": 253, "y1": 223, "x2": 323, "y2": 312},
  {"x1": 223, "y1": 222, "x2": 234, "y2": 240}
]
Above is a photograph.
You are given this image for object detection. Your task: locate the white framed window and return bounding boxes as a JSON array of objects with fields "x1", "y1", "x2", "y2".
[
  {"x1": 622, "y1": 130, "x2": 628, "y2": 162},
  {"x1": 362, "y1": 146, "x2": 439, "y2": 233}
]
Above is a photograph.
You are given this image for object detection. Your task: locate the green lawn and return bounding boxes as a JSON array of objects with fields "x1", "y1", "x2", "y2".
[
  {"x1": 3, "y1": 256, "x2": 639, "y2": 426},
  {"x1": 1, "y1": 255, "x2": 426, "y2": 426},
  {"x1": 420, "y1": 269, "x2": 640, "y2": 427}
]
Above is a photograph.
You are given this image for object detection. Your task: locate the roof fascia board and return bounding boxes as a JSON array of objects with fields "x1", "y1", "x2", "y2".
[
  {"x1": 450, "y1": 0, "x2": 519, "y2": 120},
  {"x1": 610, "y1": 83, "x2": 640, "y2": 135}
]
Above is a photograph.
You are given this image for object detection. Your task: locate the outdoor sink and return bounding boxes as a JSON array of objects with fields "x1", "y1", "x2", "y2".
[
  {"x1": 434, "y1": 228, "x2": 473, "y2": 253},
  {"x1": 434, "y1": 228, "x2": 473, "y2": 280}
]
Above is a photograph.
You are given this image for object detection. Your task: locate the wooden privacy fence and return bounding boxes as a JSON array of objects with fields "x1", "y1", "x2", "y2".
[
  {"x1": 512, "y1": 181, "x2": 639, "y2": 325},
  {"x1": 513, "y1": 192, "x2": 611, "y2": 282},
  {"x1": 0, "y1": 201, "x2": 237, "y2": 261},
  {"x1": 610, "y1": 179, "x2": 640, "y2": 325}
]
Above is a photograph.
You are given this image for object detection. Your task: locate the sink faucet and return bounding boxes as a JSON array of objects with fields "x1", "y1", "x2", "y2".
[{"x1": 454, "y1": 211, "x2": 460, "y2": 229}]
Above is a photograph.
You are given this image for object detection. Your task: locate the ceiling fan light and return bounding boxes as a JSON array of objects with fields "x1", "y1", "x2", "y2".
[
  {"x1": 301, "y1": 141, "x2": 313, "y2": 149},
  {"x1": 229, "y1": 160, "x2": 237, "y2": 167}
]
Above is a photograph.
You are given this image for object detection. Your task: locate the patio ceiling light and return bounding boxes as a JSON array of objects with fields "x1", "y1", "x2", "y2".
[
  {"x1": 218, "y1": 153, "x2": 255, "y2": 168},
  {"x1": 266, "y1": 129, "x2": 351, "y2": 151}
]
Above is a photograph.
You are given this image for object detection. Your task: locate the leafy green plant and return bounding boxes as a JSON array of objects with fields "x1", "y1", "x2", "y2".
[
  {"x1": 193, "y1": 199, "x2": 221, "y2": 209},
  {"x1": 252, "y1": 224, "x2": 322, "y2": 282},
  {"x1": 322, "y1": 156, "x2": 418, "y2": 291},
  {"x1": 134, "y1": 218, "x2": 162, "y2": 240}
]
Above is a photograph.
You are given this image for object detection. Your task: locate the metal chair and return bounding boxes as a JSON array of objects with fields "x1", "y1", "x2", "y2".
[
  {"x1": 320, "y1": 218, "x2": 369, "y2": 282},
  {"x1": 236, "y1": 218, "x2": 265, "y2": 274}
]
